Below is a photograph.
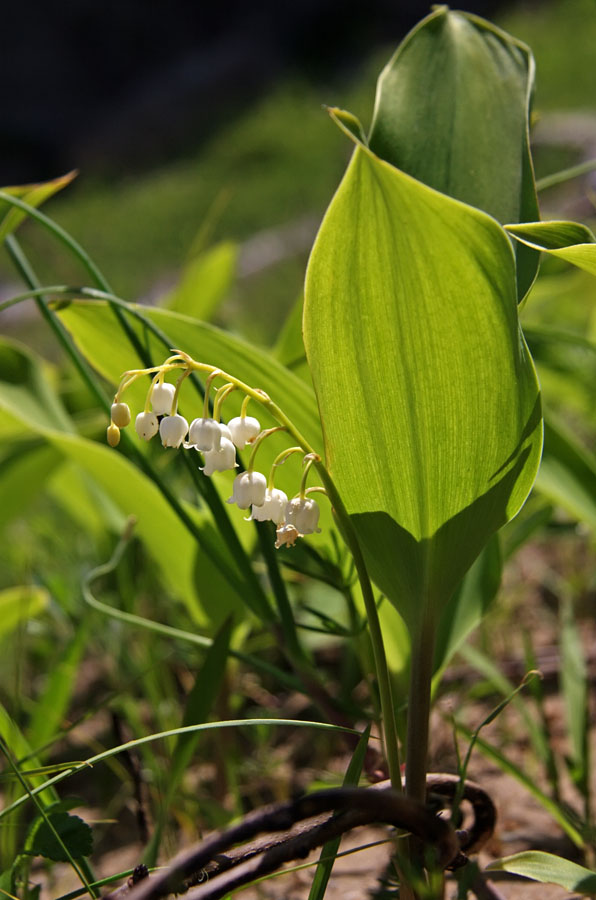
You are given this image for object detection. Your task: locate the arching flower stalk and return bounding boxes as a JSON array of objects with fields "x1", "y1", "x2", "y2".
[{"x1": 108, "y1": 351, "x2": 328, "y2": 549}]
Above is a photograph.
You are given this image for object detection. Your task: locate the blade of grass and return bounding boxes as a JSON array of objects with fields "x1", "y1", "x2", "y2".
[
  {"x1": 455, "y1": 725, "x2": 584, "y2": 848},
  {"x1": 560, "y1": 595, "x2": 590, "y2": 815},
  {"x1": 0, "y1": 719, "x2": 363, "y2": 823}
]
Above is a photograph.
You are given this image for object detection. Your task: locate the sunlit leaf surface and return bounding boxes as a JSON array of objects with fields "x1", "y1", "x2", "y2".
[{"x1": 304, "y1": 146, "x2": 542, "y2": 633}]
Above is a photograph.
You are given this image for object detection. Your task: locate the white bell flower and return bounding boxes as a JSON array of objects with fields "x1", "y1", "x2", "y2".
[
  {"x1": 249, "y1": 488, "x2": 288, "y2": 524},
  {"x1": 135, "y1": 411, "x2": 159, "y2": 440},
  {"x1": 111, "y1": 401, "x2": 131, "y2": 428},
  {"x1": 201, "y1": 437, "x2": 237, "y2": 476},
  {"x1": 227, "y1": 416, "x2": 261, "y2": 450},
  {"x1": 227, "y1": 471, "x2": 267, "y2": 509},
  {"x1": 160, "y1": 414, "x2": 189, "y2": 448},
  {"x1": 285, "y1": 497, "x2": 321, "y2": 535},
  {"x1": 151, "y1": 382, "x2": 176, "y2": 415},
  {"x1": 189, "y1": 417, "x2": 222, "y2": 451},
  {"x1": 219, "y1": 422, "x2": 233, "y2": 442}
]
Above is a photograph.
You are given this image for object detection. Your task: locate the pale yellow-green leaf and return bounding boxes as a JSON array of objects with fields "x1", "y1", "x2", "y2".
[{"x1": 304, "y1": 146, "x2": 542, "y2": 632}]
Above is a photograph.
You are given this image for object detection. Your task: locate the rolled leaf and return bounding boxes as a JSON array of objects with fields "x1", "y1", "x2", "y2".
[{"x1": 369, "y1": 7, "x2": 539, "y2": 299}]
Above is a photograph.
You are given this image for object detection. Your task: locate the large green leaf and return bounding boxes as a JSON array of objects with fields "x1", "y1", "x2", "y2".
[
  {"x1": 487, "y1": 851, "x2": 596, "y2": 893},
  {"x1": 304, "y1": 145, "x2": 542, "y2": 634},
  {"x1": 58, "y1": 301, "x2": 322, "y2": 448},
  {"x1": 369, "y1": 7, "x2": 538, "y2": 299}
]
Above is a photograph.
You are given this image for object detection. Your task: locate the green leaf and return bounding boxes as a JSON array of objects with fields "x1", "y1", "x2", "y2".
[
  {"x1": 487, "y1": 851, "x2": 596, "y2": 893},
  {"x1": 536, "y1": 415, "x2": 596, "y2": 529},
  {"x1": 560, "y1": 597, "x2": 588, "y2": 790},
  {"x1": 304, "y1": 146, "x2": 542, "y2": 634},
  {"x1": 433, "y1": 538, "x2": 502, "y2": 677},
  {"x1": 0, "y1": 702, "x2": 58, "y2": 804},
  {"x1": 273, "y1": 293, "x2": 309, "y2": 375},
  {"x1": 0, "y1": 405, "x2": 237, "y2": 628},
  {"x1": 0, "y1": 442, "x2": 63, "y2": 534},
  {"x1": 369, "y1": 7, "x2": 539, "y2": 299},
  {"x1": 28, "y1": 626, "x2": 89, "y2": 752},
  {"x1": 165, "y1": 241, "x2": 237, "y2": 321},
  {"x1": 30, "y1": 811, "x2": 93, "y2": 861},
  {"x1": 0, "y1": 171, "x2": 76, "y2": 242},
  {"x1": 56, "y1": 300, "x2": 336, "y2": 543},
  {"x1": 0, "y1": 586, "x2": 49, "y2": 640},
  {"x1": 507, "y1": 220, "x2": 596, "y2": 278},
  {"x1": 327, "y1": 107, "x2": 368, "y2": 146},
  {"x1": 0, "y1": 338, "x2": 73, "y2": 434},
  {"x1": 58, "y1": 300, "x2": 323, "y2": 450}
]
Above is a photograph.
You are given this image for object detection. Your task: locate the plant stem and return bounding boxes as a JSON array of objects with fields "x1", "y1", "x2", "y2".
[
  {"x1": 405, "y1": 612, "x2": 435, "y2": 804},
  {"x1": 403, "y1": 611, "x2": 436, "y2": 900}
]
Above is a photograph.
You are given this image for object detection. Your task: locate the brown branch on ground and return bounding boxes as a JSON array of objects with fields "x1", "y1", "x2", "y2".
[{"x1": 105, "y1": 775, "x2": 495, "y2": 900}]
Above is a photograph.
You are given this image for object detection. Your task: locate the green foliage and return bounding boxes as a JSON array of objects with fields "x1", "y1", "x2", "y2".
[
  {"x1": 487, "y1": 851, "x2": 596, "y2": 893},
  {"x1": 28, "y1": 811, "x2": 93, "y2": 862},
  {"x1": 0, "y1": 586, "x2": 48, "y2": 640},
  {"x1": 304, "y1": 141, "x2": 541, "y2": 635},
  {"x1": 368, "y1": 6, "x2": 539, "y2": 299},
  {"x1": 1, "y1": 3, "x2": 596, "y2": 896}
]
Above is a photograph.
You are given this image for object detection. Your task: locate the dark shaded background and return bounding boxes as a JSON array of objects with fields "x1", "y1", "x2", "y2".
[{"x1": 2, "y1": 0, "x2": 507, "y2": 184}]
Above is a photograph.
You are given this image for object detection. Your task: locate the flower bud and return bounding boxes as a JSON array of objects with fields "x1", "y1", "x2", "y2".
[
  {"x1": 249, "y1": 488, "x2": 288, "y2": 524},
  {"x1": 107, "y1": 423, "x2": 121, "y2": 447},
  {"x1": 111, "y1": 401, "x2": 131, "y2": 428},
  {"x1": 189, "y1": 417, "x2": 222, "y2": 451},
  {"x1": 151, "y1": 382, "x2": 176, "y2": 415},
  {"x1": 227, "y1": 471, "x2": 267, "y2": 510},
  {"x1": 275, "y1": 524, "x2": 300, "y2": 549},
  {"x1": 135, "y1": 411, "x2": 159, "y2": 440},
  {"x1": 201, "y1": 437, "x2": 237, "y2": 476},
  {"x1": 227, "y1": 416, "x2": 261, "y2": 450},
  {"x1": 160, "y1": 414, "x2": 189, "y2": 448},
  {"x1": 285, "y1": 497, "x2": 321, "y2": 535}
]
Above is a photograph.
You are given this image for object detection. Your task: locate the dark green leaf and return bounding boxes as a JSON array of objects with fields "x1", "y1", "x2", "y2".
[
  {"x1": 369, "y1": 7, "x2": 539, "y2": 298},
  {"x1": 30, "y1": 812, "x2": 93, "y2": 861}
]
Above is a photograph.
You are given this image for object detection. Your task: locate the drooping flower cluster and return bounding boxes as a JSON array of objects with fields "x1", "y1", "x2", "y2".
[{"x1": 107, "y1": 353, "x2": 325, "y2": 548}]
